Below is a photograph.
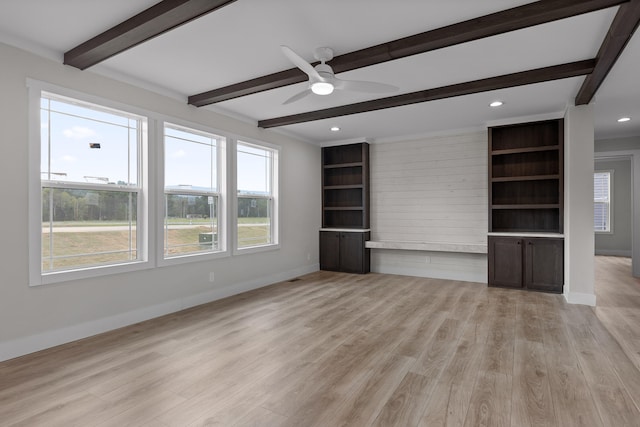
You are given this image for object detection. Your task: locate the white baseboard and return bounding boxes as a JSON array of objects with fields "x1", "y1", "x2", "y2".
[
  {"x1": 564, "y1": 291, "x2": 597, "y2": 306},
  {"x1": 0, "y1": 264, "x2": 319, "y2": 363},
  {"x1": 594, "y1": 249, "x2": 632, "y2": 257}
]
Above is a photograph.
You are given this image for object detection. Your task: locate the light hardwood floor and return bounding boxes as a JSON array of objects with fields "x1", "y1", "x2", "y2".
[{"x1": 2, "y1": 257, "x2": 640, "y2": 426}]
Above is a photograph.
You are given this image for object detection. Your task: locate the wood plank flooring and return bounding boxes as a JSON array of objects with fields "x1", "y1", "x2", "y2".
[{"x1": 2, "y1": 257, "x2": 640, "y2": 426}]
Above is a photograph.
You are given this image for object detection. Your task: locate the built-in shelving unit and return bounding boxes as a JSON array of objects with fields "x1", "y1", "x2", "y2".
[
  {"x1": 489, "y1": 119, "x2": 563, "y2": 233},
  {"x1": 488, "y1": 119, "x2": 564, "y2": 293},
  {"x1": 320, "y1": 142, "x2": 370, "y2": 273},
  {"x1": 322, "y1": 143, "x2": 369, "y2": 229}
]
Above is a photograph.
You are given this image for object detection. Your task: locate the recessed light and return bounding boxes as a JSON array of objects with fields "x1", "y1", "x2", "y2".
[
  {"x1": 330, "y1": 126, "x2": 340, "y2": 132},
  {"x1": 489, "y1": 101, "x2": 504, "y2": 107},
  {"x1": 618, "y1": 117, "x2": 631, "y2": 122}
]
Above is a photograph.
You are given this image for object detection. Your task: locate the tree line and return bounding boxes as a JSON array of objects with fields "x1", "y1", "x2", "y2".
[{"x1": 42, "y1": 188, "x2": 269, "y2": 221}]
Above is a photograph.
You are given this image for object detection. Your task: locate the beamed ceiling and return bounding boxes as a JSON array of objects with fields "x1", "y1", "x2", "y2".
[{"x1": 1, "y1": 0, "x2": 639, "y2": 143}]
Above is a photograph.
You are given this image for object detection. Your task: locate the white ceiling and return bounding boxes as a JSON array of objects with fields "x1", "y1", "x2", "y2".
[{"x1": 1, "y1": 0, "x2": 638, "y2": 144}]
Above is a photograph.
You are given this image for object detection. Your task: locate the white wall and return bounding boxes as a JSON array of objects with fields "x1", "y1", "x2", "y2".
[
  {"x1": 369, "y1": 131, "x2": 488, "y2": 282},
  {"x1": 564, "y1": 104, "x2": 596, "y2": 306},
  {"x1": 0, "y1": 42, "x2": 321, "y2": 361}
]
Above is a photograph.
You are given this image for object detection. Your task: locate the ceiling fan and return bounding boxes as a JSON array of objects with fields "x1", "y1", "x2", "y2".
[{"x1": 281, "y1": 45, "x2": 399, "y2": 105}]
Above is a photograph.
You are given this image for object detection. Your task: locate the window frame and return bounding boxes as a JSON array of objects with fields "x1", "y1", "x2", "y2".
[
  {"x1": 233, "y1": 139, "x2": 280, "y2": 255},
  {"x1": 28, "y1": 81, "x2": 153, "y2": 286},
  {"x1": 594, "y1": 170, "x2": 613, "y2": 234},
  {"x1": 158, "y1": 121, "x2": 229, "y2": 266}
]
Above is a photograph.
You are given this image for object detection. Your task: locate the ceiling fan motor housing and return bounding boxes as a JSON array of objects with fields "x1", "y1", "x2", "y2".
[{"x1": 315, "y1": 63, "x2": 335, "y2": 81}]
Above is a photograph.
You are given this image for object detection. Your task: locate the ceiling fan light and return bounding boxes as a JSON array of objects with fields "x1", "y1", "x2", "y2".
[{"x1": 311, "y1": 81, "x2": 334, "y2": 95}]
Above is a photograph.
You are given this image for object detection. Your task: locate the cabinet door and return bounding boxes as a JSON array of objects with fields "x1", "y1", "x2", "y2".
[
  {"x1": 319, "y1": 231, "x2": 340, "y2": 271},
  {"x1": 524, "y1": 238, "x2": 563, "y2": 292},
  {"x1": 339, "y1": 232, "x2": 365, "y2": 273},
  {"x1": 488, "y1": 237, "x2": 523, "y2": 288}
]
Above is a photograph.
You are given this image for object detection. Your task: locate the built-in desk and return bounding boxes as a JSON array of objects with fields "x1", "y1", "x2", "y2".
[{"x1": 365, "y1": 240, "x2": 487, "y2": 254}]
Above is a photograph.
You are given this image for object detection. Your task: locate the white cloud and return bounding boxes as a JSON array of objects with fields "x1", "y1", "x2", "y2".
[
  {"x1": 63, "y1": 126, "x2": 96, "y2": 140},
  {"x1": 61, "y1": 155, "x2": 77, "y2": 162},
  {"x1": 171, "y1": 149, "x2": 187, "y2": 158}
]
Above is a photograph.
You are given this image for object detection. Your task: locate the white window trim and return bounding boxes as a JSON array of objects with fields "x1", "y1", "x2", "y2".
[
  {"x1": 28, "y1": 80, "x2": 154, "y2": 286},
  {"x1": 233, "y1": 139, "x2": 280, "y2": 255},
  {"x1": 594, "y1": 169, "x2": 613, "y2": 234},
  {"x1": 157, "y1": 120, "x2": 230, "y2": 267}
]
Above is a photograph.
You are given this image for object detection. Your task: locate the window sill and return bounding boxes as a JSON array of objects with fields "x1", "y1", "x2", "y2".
[
  {"x1": 32, "y1": 260, "x2": 153, "y2": 287},
  {"x1": 234, "y1": 243, "x2": 280, "y2": 256},
  {"x1": 159, "y1": 250, "x2": 230, "y2": 267}
]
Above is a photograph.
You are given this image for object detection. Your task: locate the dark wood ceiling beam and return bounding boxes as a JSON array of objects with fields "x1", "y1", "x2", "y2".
[
  {"x1": 64, "y1": 0, "x2": 237, "y2": 70},
  {"x1": 190, "y1": 0, "x2": 626, "y2": 107},
  {"x1": 575, "y1": 0, "x2": 640, "y2": 104},
  {"x1": 258, "y1": 59, "x2": 596, "y2": 128}
]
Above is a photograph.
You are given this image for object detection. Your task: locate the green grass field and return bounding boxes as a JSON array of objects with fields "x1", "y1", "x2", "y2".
[{"x1": 42, "y1": 218, "x2": 270, "y2": 271}]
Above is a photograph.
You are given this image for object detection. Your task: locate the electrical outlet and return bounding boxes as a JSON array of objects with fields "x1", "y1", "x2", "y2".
[
  {"x1": 425, "y1": 256, "x2": 431, "y2": 263},
  {"x1": 209, "y1": 271, "x2": 215, "y2": 283},
  {"x1": 307, "y1": 253, "x2": 311, "y2": 261}
]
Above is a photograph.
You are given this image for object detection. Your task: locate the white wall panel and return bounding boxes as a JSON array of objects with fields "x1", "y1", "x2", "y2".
[{"x1": 369, "y1": 132, "x2": 488, "y2": 282}]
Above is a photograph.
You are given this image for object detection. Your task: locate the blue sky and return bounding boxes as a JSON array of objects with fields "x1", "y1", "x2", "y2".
[{"x1": 41, "y1": 98, "x2": 271, "y2": 193}]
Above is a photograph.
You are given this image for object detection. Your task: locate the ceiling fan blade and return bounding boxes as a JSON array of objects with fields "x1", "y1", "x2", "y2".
[
  {"x1": 283, "y1": 88, "x2": 312, "y2": 105},
  {"x1": 334, "y1": 78, "x2": 399, "y2": 94},
  {"x1": 281, "y1": 45, "x2": 322, "y2": 81}
]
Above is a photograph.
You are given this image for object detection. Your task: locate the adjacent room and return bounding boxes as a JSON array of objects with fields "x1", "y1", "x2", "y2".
[{"x1": 1, "y1": 1, "x2": 640, "y2": 425}]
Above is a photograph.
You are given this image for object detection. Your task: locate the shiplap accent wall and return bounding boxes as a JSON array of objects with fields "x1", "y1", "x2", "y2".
[{"x1": 369, "y1": 131, "x2": 488, "y2": 282}]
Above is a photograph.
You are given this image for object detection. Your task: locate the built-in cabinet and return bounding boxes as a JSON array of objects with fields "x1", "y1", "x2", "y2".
[
  {"x1": 488, "y1": 119, "x2": 564, "y2": 292},
  {"x1": 320, "y1": 230, "x2": 370, "y2": 274},
  {"x1": 488, "y1": 236, "x2": 563, "y2": 293},
  {"x1": 320, "y1": 142, "x2": 370, "y2": 274}
]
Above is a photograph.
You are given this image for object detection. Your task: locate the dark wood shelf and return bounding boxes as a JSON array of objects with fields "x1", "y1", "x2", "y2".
[
  {"x1": 324, "y1": 184, "x2": 364, "y2": 190},
  {"x1": 324, "y1": 162, "x2": 363, "y2": 169},
  {"x1": 492, "y1": 204, "x2": 560, "y2": 210},
  {"x1": 323, "y1": 206, "x2": 364, "y2": 211},
  {"x1": 491, "y1": 145, "x2": 560, "y2": 156},
  {"x1": 491, "y1": 174, "x2": 560, "y2": 183}
]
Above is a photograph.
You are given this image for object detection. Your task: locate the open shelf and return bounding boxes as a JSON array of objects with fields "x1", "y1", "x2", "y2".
[
  {"x1": 491, "y1": 208, "x2": 561, "y2": 233},
  {"x1": 324, "y1": 162, "x2": 363, "y2": 169},
  {"x1": 490, "y1": 120, "x2": 560, "y2": 151},
  {"x1": 323, "y1": 144, "x2": 367, "y2": 166},
  {"x1": 322, "y1": 143, "x2": 369, "y2": 229},
  {"x1": 323, "y1": 166, "x2": 363, "y2": 187},
  {"x1": 489, "y1": 119, "x2": 563, "y2": 234},
  {"x1": 491, "y1": 145, "x2": 560, "y2": 156},
  {"x1": 491, "y1": 174, "x2": 560, "y2": 183}
]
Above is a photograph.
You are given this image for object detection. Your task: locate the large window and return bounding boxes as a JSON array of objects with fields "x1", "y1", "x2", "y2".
[
  {"x1": 594, "y1": 171, "x2": 612, "y2": 232},
  {"x1": 31, "y1": 83, "x2": 282, "y2": 285},
  {"x1": 236, "y1": 141, "x2": 278, "y2": 249},
  {"x1": 40, "y1": 93, "x2": 145, "y2": 273},
  {"x1": 164, "y1": 124, "x2": 224, "y2": 257}
]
